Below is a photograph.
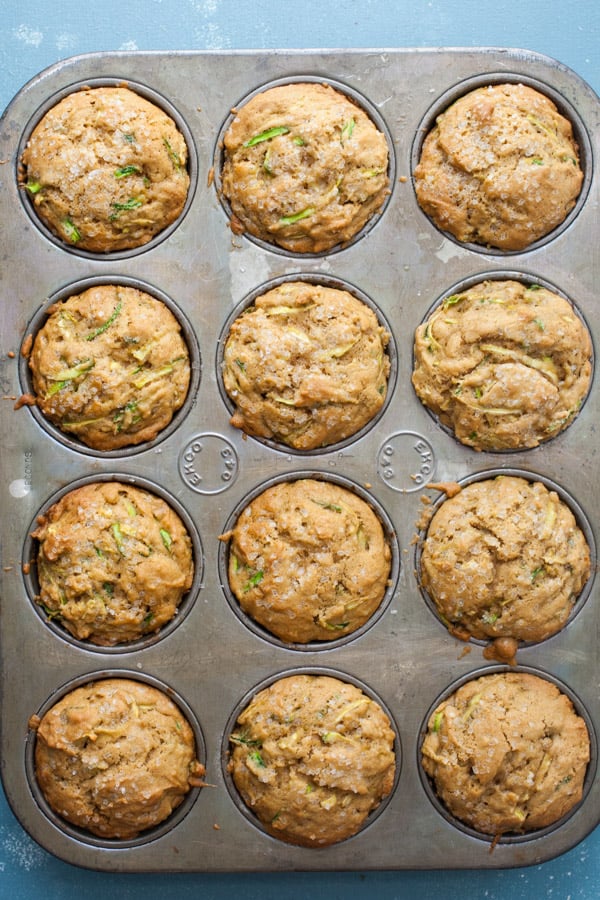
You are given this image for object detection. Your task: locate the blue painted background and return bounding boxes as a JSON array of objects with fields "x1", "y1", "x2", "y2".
[{"x1": 1, "y1": 1, "x2": 598, "y2": 897}]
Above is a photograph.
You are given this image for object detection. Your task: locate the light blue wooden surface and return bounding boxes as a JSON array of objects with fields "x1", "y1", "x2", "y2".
[{"x1": 1, "y1": 1, "x2": 598, "y2": 897}]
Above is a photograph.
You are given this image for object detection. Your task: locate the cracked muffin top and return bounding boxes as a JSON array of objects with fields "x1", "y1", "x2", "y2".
[
  {"x1": 221, "y1": 477, "x2": 392, "y2": 643},
  {"x1": 414, "y1": 83, "x2": 583, "y2": 250},
  {"x1": 422, "y1": 671, "x2": 590, "y2": 835},
  {"x1": 32, "y1": 481, "x2": 194, "y2": 646},
  {"x1": 419, "y1": 475, "x2": 591, "y2": 645}
]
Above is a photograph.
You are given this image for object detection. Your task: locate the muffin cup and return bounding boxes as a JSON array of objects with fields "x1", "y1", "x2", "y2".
[
  {"x1": 17, "y1": 77, "x2": 198, "y2": 259},
  {"x1": 18, "y1": 275, "x2": 201, "y2": 458},
  {"x1": 213, "y1": 75, "x2": 396, "y2": 257},
  {"x1": 216, "y1": 272, "x2": 397, "y2": 455},
  {"x1": 217, "y1": 470, "x2": 400, "y2": 650},
  {"x1": 23, "y1": 473, "x2": 203, "y2": 653},
  {"x1": 414, "y1": 467, "x2": 596, "y2": 648},
  {"x1": 221, "y1": 665, "x2": 401, "y2": 845},
  {"x1": 411, "y1": 269, "x2": 594, "y2": 453},
  {"x1": 25, "y1": 669, "x2": 206, "y2": 848},
  {"x1": 411, "y1": 72, "x2": 592, "y2": 255},
  {"x1": 417, "y1": 664, "x2": 598, "y2": 844}
]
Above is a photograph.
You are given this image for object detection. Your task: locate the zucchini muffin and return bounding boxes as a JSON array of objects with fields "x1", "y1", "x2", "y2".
[
  {"x1": 222, "y1": 281, "x2": 390, "y2": 450},
  {"x1": 228, "y1": 673, "x2": 396, "y2": 846},
  {"x1": 414, "y1": 83, "x2": 583, "y2": 250},
  {"x1": 412, "y1": 279, "x2": 592, "y2": 451},
  {"x1": 221, "y1": 478, "x2": 391, "y2": 643},
  {"x1": 27, "y1": 284, "x2": 191, "y2": 450},
  {"x1": 220, "y1": 82, "x2": 389, "y2": 253},
  {"x1": 20, "y1": 86, "x2": 190, "y2": 252},
  {"x1": 32, "y1": 481, "x2": 194, "y2": 645},
  {"x1": 419, "y1": 475, "x2": 591, "y2": 644},
  {"x1": 32, "y1": 678, "x2": 205, "y2": 839},
  {"x1": 421, "y1": 671, "x2": 590, "y2": 835}
]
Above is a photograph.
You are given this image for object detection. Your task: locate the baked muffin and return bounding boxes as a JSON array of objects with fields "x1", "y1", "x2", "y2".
[
  {"x1": 32, "y1": 678, "x2": 205, "y2": 839},
  {"x1": 419, "y1": 475, "x2": 591, "y2": 644},
  {"x1": 222, "y1": 281, "x2": 390, "y2": 450},
  {"x1": 222, "y1": 478, "x2": 391, "y2": 642},
  {"x1": 27, "y1": 284, "x2": 191, "y2": 450},
  {"x1": 421, "y1": 671, "x2": 590, "y2": 835},
  {"x1": 32, "y1": 481, "x2": 194, "y2": 645},
  {"x1": 20, "y1": 86, "x2": 190, "y2": 252},
  {"x1": 412, "y1": 279, "x2": 592, "y2": 451},
  {"x1": 220, "y1": 82, "x2": 389, "y2": 253},
  {"x1": 228, "y1": 673, "x2": 396, "y2": 846},
  {"x1": 414, "y1": 83, "x2": 583, "y2": 250}
]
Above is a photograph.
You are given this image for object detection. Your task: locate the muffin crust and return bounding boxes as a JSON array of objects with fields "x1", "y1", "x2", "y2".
[
  {"x1": 419, "y1": 475, "x2": 591, "y2": 644},
  {"x1": 223, "y1": 478, "x2": 391, "y2": 642},
  {"x1": 28, "y1": 284, "x2": 191, "y2": 450},
  {"x1": 228, "y1": 673, "x2": 396, "y2": 846}
]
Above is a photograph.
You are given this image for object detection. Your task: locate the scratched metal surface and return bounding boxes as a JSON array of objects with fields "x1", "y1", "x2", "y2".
[{"x1": 0, "y1": 48, "x2": 598, "y2": 872}]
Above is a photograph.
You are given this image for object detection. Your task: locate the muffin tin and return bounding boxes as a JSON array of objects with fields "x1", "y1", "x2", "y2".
[{"x1": 0, "y1": 48, "x2": 598, "y2": 871}]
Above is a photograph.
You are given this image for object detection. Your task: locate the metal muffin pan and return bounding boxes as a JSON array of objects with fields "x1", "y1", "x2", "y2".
[{"x1": 0, "y1": 48, "x2": 598, "y2": 872}]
